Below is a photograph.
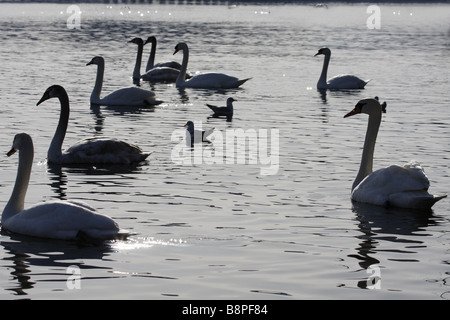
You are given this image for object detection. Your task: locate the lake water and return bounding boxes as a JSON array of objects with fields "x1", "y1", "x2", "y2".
[{"x1": 0, "y1": 1, "x2": 449, "y2": 300}]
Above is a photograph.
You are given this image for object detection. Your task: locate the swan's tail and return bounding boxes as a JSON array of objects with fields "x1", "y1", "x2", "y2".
[
  {"x1": 75, "y1": 228, "x2": 130, "y2": 245},
  {"x1": 361, "y1": 79, "x2": 371, "y2": 88},
  {"x1": 144, "y1": 98, "x2": 163, "y2": 106},
  {"x1": 414, "y1": 194, "x2": 447, "y2": 209},
  {"x1": 140, "y1": 152, "x2": 152, "y2": 162},
  {"x1": 389, "y1": 193, "x2": 447, "y2": 210},
  {"x1": 236, "y1": 78, "x2": 252, "y2": 87}
]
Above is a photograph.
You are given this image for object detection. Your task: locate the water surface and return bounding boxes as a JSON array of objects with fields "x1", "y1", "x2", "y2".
[{"x1": 0, "y1": 2, "x2": 449, "y2": 299}]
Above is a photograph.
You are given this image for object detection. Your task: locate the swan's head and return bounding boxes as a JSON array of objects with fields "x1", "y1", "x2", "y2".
[
  {"x1": 144, "y1": 36, "x2": 156, "y2": 45},
  {"x1": 173, "y1": 43, "x2": 187, "y2": 55},
  {"x1": 36, "y1": 85, "x2": 66, "y2": 106},
  {"x1": 86, "y1": 56, "x2": 104, "y2": 66},
  {"x1": 227, "y1": 97, "x2": 236, "y2": 103},
  {"x1": 128, "y1": 37, "x2": 144, "y2": 45},
  {"x1": 344, "y1": 98, "x2": 387, "y2": 118},
  {"x1": 7, "y1": 133, "x2": 32, "y2": 157},
  {"x1": 314, "y1": 47, "x2": 331, "y2": 57}
]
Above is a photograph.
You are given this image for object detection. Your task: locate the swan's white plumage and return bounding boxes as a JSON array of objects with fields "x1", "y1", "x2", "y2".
[
  {"x1": 352, "y1": 162, "x2": 442, "y2": 208},
  {"x1": 3, "y1": 200, "x2": 119, "y2": 240},
  {"x1": 87, "y1": 56, "x2": 161, "y2": 106},
  {"x1": 173, "y1": 43, "x2": 250, "y2": 89},
  {"x1": 345, "y1": 98, "x2": 446, "y2": 209},
  {"x1": 141, "y1": 66, "x2": 180, "y2": 82},
  {"x1": 62, "y1": 137, "x2": 149, "y2": 165},
  {"x1": 2, "y1": 133, "x2": 125, "y2": 241},
  {"x1": 325, "y1": 74, "x2": 369, "y2": 90},
  {"x1": 37, "y1": 85, "x2": 150, "y2": 165},
  {"x1": 315, "y1": 47, "x2": 369, "y2": 90}
]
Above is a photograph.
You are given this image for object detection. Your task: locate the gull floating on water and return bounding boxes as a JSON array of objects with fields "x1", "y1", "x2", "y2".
[
  {"x1": 184, "y1": 121, "x2": 215, "y2": 147},
  {"x1": 206, "y1": 97, "x2": 235, "y2": 122}
]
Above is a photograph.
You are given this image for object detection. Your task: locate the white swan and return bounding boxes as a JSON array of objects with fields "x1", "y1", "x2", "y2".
[
  {"x1": 315, "y1": 48, "x2": 370, "y2": 90},
  {"x1": 128, "y1": 37, "x2": 145, "y2": 80},
  {"x1": 2, "y1": 133, "x2": 127, "y2": 241},
  {"x1": 128, "y1": 37, "x2": 180, "y2": 82},
  {"x1": 37, "y1": 85, "x2": 150, "y2": 165},
  {"x1": 206, "y1": 97, "x2": 235, "y2": 122},
  {"x1": 344, "y1": 98, "x2": 446, "y2": 209},
  {"x1": 87, "y1": 56, "x2": 162, "y2": 106},
  {"x1": 144, "y1": 36, "x2": 181, "y2": 71},
  {"x1": 184, "y1": 121, "x2": 214, "y2": 147},
  {"x1": 173, "y1": 43, "x2": 251, "y2": 89}
]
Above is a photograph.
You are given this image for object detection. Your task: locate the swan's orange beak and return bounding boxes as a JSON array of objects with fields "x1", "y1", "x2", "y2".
[
  {"x1": 36, "y1": 92, "x2": 50, "y2": 106},
  {"x1": 344, "y1": 103, "x2": 364, "y2": 118},
  {"x1": 7, "y1": 148, "x2": 17, "y2": 157},
  {"x1": 344, "y1": 108, "x2": 358, "y2": 118}
]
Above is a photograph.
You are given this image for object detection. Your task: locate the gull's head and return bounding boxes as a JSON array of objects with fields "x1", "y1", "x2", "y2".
[{"x1": 184, "y1": 121, "x2": 194, "y2": 129}]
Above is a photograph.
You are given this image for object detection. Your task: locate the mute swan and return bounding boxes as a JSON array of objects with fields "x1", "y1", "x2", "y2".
[
  {"x1": 128, "y1": 37, "x2": 145, "y2": 80},
  {"x1": 184, "y1": 121, "x2": 214, "y2": 147},
  {"x1": 128, "y1": 37, "x2": 181, "y2": 82},
  {"x1": 206, "y1": 97, "x2": 235, "y2": 122},
  {"x1": 173, "y1": 43, "x2": 251, "y2": 89},
  {"x1": 344, "y1": 98, "x2": 446, "y2": 209},
  {"x1": 87, "y1": 56, "x2": 162, "y2": 106},
  {"x1": 37, "y1": 85, "x2": 150, "y2": 165},
  {"x1": 2, "y1": 133, "x2": 127, "y2": 242},
  {"x1": 144, "y1": 36, "x2": 181, "y2": 71},
  {"x1": 315, "y1": 48, "x2": 370, "y2": 90}
]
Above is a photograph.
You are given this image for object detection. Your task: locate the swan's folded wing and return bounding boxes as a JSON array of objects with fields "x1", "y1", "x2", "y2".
[
  {"x1": 327, "y1": 74, "x2": 369, "y2": 89},
  {"x1": 352, "y1": 164, "x2": 431, "y2": 206},
  {"x1": 184, "y1": 73, "x2": 250, "y2": 89},
  {"x1": 65, "y1": 138, "x2": 149, "y2": 164},
  {"x1": 141, "y1": 67, "x2": 179, "y2": 82},
  {"x1": 101, "y1": 87, "x2": 158, "y2": 106},
  {"x1": 3, "y1": 200, "x2": 119, "y2": 240}
]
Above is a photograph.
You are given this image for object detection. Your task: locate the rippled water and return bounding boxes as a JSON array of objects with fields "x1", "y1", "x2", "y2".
[{"x1": 0, "y1": 2, "x2": 449, "y2": 300}]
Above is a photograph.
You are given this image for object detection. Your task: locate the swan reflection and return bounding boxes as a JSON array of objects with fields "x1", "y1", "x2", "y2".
[
  {"x1": 349, "y1": 201, "x2": 437, "y2": 289},
  {"x1": 0, "y1": 231, "x2": 114, "y2": 296}
]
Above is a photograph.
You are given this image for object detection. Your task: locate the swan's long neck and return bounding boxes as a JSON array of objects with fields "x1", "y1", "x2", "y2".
[
  {"x1": 91, "y1": 61, "x2": 104, "y2": 104},
  {"x1": 48, "y1": 92, "x2": 70, "y2": 162},
  {"x1": 176, "y1": 45, "x2": 189, "y2": 86},
  {"x1": 318, "y1": 54, "x2": 330, "y2": 88},
  {"x1": 352, "y1": 111, "x2": 381, "y2": 191},
  {"x1": 133, "y1": 42, "x2": 144, "y2": 79},
  {"x1": 145, "y1": 38, "x2": 156, "y2": 71},
  {"x1": 3, "y1": 139, "x2": 34, "y2": 221}
]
